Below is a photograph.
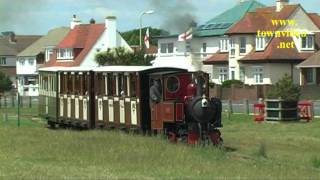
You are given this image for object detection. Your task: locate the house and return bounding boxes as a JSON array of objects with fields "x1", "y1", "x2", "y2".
[
  {"x1": 0, "y1": 32, "x2": 41, "y2": 88},
  {"x1": 152, "y1": 0, "x2": 265, "y2": 78},
  {"x1": 296, "y1": 33, "x2": 320, "y2": 86},
  {"x1": 204, "y1": 0, "x2": 320, "y2": 85},
  {"x1": 43, "y1": 15, "x2": 132, "y2": 68},
  {"x1": 16, "y1": 27, "x2": 69, "y2": 96}
]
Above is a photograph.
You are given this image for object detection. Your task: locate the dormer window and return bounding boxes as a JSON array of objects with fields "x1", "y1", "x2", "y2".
[
  {"x1": 57, "y1": 48, "x2": 73, "y2": 60},
  {"x1": 256, "y1": 36, "x2": 271, "y2": 51},
  {"x1": 45, "y1": 48, "x2": 53, "y2": 62},
  {"x1": 301, "y1": 35, "x2": 314, "y2": 50},
  {"x1": 220, "y1": 39, "x2": 229, "y2": 52}
]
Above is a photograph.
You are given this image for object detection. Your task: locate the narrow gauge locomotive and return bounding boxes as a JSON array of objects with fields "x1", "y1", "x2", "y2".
[{"x1": 39, "y1": 66, "x2": 222, "y2": 144}]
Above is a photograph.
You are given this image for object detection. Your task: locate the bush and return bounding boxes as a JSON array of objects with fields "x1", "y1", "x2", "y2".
[
  {"x1": 0, "y1": 72, "x2": 12, "y2": 93},
  {"x1": 221, "y1": 80, "x2": 244, "y2": 88},
  {"x1": 266, "y1": 74, "x2": 300, "y2": 101}
]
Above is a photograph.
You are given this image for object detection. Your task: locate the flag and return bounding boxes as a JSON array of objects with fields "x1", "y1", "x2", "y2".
[
  {"x1": 144, "y1": 28, "x2": 150, "y2": 49},
  {"x1": 178, "y1": 28, "x2": 193, "y2": 41}
]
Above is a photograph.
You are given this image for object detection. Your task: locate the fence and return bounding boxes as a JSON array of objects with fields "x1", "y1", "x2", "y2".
[
  {"x1": 0, "y1": 95, "x2": 40, "y2": 127},
  {"x1": 222, "y1": 99, "x2": 320, "y2": 118}
]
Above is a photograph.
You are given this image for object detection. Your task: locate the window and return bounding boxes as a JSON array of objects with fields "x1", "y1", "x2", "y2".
[
  {"x1": 28, "y1": 59, "x2": 34, "y2": 65},
  {"x1": 218, "y1": 67, "x2": 228, "y2": 83},
  {"x1": 202, "y1": 43, "x2": 207, "y2": 57},
  {"x1": 229, "y1": 38, "x2": 235, "y2": 56},
  {"x1": 220, "y1": 39, "x2": 229, "y2": 52},
  {"x1": 301, "y1": 35, "x2": 314, "y2": 50},
  {"x1": 166, "y1": 76, "x2": 180, "y2": 93},
  {"x1": 97, "y1": 73, "x2": 105, "y2": 95},
  {"x1": 240, "y1": 37, "x2": 246, "y2": 54},
  {"x1": 118, "y1": 74, "x2": 127, "y2": 96},
  {"x1": 160, "y1": 43, "x2": 174, "y2": 54},
  {"x1": 130, "y1": 74, "x2": 137, "y2": 97},
  {"x1": 256, "y1": 36, "x2": 271, "y2": 51},
  {"x1": 57, "y1": 48, "x2": 73, "y2": 60},
  {"x1": 240, "y1": 67, "x2": 245, "y2": 82},
  {"x1": 45, "y1": 48, "x2": 53, "y2": 62},
  {"x1": 107, "y1": 74, "x2": 114, "y2": 96},
  {"x1": 0, "y1": 57, "x2": 6, "y2": 65},
  {"x1": 231, "y1": 71, "x2": 235, "y2": 80},
  {"x1": 20, "y1": 59, "x2": 25, "y2": 65},
  {"x1": 253, "y1": 67, "x2": 263, "y2": 84},
  {"x1": 306, "y1": 68, "x2": 314, "y2": 83}
]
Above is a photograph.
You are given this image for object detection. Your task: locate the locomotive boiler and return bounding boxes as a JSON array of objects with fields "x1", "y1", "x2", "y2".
[{"x1": 38, "y1": 66, "x2": 222, "y2": 145}]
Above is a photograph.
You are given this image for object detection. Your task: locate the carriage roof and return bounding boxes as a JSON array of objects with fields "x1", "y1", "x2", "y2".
[{"x1": 39, "y1": 66, "x2": 194, "y2": 75}]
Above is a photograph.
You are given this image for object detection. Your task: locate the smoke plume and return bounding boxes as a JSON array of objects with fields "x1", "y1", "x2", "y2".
[{"x1": 149, "y1": 0, "x2": 197, "y2": 34}]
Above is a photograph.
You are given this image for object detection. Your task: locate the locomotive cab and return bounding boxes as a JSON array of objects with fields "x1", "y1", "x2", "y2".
[{"x1": 148, "y1": 71, "x2": 222, "y2": 145}]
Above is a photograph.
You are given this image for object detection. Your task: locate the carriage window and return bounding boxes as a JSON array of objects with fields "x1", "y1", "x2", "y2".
[
  {"x1": 130, "y1": 74, "x2": 137, "y2": 97},
  {"x1": 75, "y1": 74, "x2": 81, "y2": 95},
  {"x1": 166, "y1": 76, "x2": 180, "y2": 93},
  {"x1": 97, "y1": 73, "x2": 105, "y2": 95},
  {"x1": 67, "y1": 73, "x2": 73, "y2": 94},
  {"x1": 107, "y1": 74, "x2": 113, "y2": 96},
  {"x1": 118, "y1": 74, "x2": 126, "y2": 96},
  {"x1": 43, "y1": 76, "x2": 48, "y2": 91},
  {"x1": 83, "y1": 74, "x2": 89, "y2": 95}
]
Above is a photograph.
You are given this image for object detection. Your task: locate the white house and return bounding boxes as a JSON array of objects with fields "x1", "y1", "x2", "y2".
[
  {"x1": 16, "y1": 27, "x2": 69, "y2": 96},
  {"x1": 152, "y1": 0, "x2": 265, "y2": 80},
  {"x1": 43, "y1": 15, "x2": 132, "y2": 68}
]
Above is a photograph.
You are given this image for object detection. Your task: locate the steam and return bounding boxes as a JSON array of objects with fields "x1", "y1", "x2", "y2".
[{"x1": 149, "y1": 0, "x2": 198, "y2": 34}]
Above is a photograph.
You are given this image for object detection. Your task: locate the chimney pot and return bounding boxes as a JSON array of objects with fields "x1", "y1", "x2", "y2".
[
  {"x1": 70, "y1": 14, "x2": 81, "y2": 29},
  {"x1": 276, "y1": 0, "x2": 289, "y2": 12},
  {"x1": 90, "y1": 18, "x2": 96, "y2": 24}
]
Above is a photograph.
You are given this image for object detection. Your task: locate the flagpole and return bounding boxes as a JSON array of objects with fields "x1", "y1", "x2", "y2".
[{"x1": 139, "y1": 10, "x2": 154, "y2": 49}]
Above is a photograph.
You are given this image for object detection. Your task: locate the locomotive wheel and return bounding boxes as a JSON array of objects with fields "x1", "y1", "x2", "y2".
[
  {"x1": 209, "y1": 130, "x2": 223, "y2": 146},
  {"x1": 167, "y1": 132, "x2": 177, "y2": 143}
]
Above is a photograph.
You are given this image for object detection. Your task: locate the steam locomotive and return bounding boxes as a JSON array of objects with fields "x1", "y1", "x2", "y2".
[{"x1": 38, "y1": 66, "x2": 222, "y2": 145}]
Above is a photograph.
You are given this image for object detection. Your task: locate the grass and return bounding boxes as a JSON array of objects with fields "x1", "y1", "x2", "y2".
[{"x1": 0, "y1": 107, "x2": 320, "y2": 179}]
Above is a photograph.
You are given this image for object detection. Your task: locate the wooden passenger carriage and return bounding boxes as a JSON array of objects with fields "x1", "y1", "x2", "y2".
[{"x1": 39, "y1": 66, "x2": 210, "y2": 133}]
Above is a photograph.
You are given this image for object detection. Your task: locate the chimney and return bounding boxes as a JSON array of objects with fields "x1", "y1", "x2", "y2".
[
  {"x1": 105, "y1": 16, "x2": 117, "y2": 48},
  {"x1": 276, "y1": 0, "x2": 289, "y2": 12},
  {"x1": 70, "y1": 14, "x2": 81, "y2": 29}
]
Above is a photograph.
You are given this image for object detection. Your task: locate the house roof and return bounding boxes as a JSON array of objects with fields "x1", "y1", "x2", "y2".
[
  {"x1": 240, "y1": 36, "x2": 314, "y2": 62},
  {"x1": 297, "y1": 51, "x2": 320, "y2": 68},
  {"x1": 308, "y1": 13, "x2": 320, "y2": 29},
  {"x1": 203, "y1": 51, "x2": 229, "y2": 64},
  {"x1": 226, "y1": 5, "x2": 299, "y2": 34},
  {"x1": 194, "y1": 0, "x2": 265, "y2": 37},
  {"x1": 0, "y1": 35, "x2": 41, "y2": 56},
  {"x1": 18, "y1": 27, "x2": 69, "y2": 57},
  {"x1": 44, "y1": 24, "x2": 105, "y2": 67}
]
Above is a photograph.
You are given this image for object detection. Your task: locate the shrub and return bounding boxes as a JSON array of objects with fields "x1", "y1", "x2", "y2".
[
  {"x1": 221, "y1": 80, "x2": 244, "y2": 88},
  {"x1": 266, "y1": 74, "x2": 300, "y2": 101},
  {"x1": 0, "y1": 72, "x2": 12, "y2": 93}
]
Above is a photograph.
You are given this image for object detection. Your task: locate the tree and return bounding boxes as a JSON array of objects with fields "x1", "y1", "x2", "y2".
[
  {"x1": 0, "y1": 71, "x2": 12, "y2": 93},
  {"x1": 95, "y1": 47, "x2": 155, "y2": 66},
  {"x1": 267, "y1": 74, "x2": 301, "y2": 100}
]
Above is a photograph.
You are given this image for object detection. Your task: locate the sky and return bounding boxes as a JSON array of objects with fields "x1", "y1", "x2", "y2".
[{"x1": 0, "y1": 0, "x2": 319, "y2": 35}]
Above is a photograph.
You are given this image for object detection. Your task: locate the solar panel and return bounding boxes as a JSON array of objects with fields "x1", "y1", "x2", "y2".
[{"x1": 199, "y1": 22, "x2": 233, "y2": 30}]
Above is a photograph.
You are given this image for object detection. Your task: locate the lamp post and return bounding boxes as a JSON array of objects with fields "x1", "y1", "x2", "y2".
[{"x1": 139, "y1": 10, "x2": 154, "y2": 49}]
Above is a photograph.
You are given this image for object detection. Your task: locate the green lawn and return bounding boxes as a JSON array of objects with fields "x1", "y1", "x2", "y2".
[{"x1": 0, "y1": 112, "x2": 320, "y2": 179}]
